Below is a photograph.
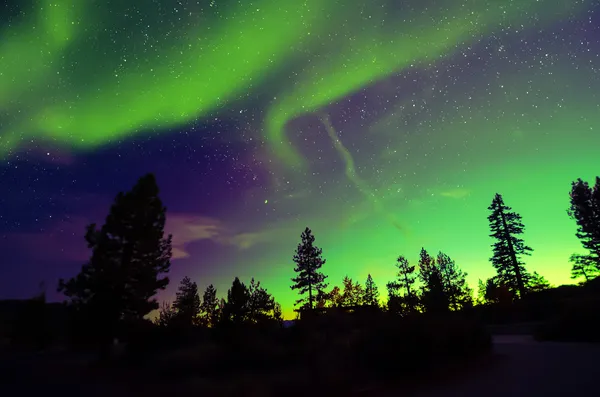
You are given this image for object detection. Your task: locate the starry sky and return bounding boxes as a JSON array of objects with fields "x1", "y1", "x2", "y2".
[{"x1": 1, "y1": 0, "x2": 599, "y2": 318}]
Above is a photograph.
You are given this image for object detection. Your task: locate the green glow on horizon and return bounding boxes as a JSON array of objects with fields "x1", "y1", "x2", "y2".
[{"x1": 235, "y1": 62, "x2": 599, "y2": 319}]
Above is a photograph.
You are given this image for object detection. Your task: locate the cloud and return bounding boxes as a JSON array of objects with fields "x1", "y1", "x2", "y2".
[
  {"x1": 166, "y1": 214, "x2": 280, "y2": 259},
  {"x1": 439, "y1": 188, "x2": 470, "y2": 199},
  {"x1": 166, "y1": 214, "x2": 227, "y2": 259},
  {"x1": 228, "y1": 230, "x2": 279, "y2": 250},
  {"x1": 1, "y1": 212, "x2": 279, "y2": 266}
]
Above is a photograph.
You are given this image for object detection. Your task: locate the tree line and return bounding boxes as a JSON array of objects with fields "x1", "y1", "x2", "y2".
[
  {"x1": 288, "y1": 177, "x2": 600, "y2": 314},
  {"x1": 56, "y1": 174, "x2": 600, "y2": 338},
  {"x1": 156, "y1": 276, "x2": 283, "y2": 328}
]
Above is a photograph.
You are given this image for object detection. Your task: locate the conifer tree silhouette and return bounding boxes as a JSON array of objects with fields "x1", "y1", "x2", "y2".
[
  {"x1": 290, "y1": 227, "x2": 328, "y2": 311},
  {"x1": 173, "y1": 276, "x2": 201, "y2": 327},
  {"x1": 487, "y1": 193, "x2": 532, "y2": 298},
  {"x1": 58, "y1": 173, "x2": 172, "y2": 346},
  {"x1": 200, "y1": 284, "x2": 220, "y2": 327},
  {"x1": 568, "y1": 177, "x2": 600, "y2": 279},
  {"x1": 363, "y1": 274, "x2": 380, "y2": 307}
]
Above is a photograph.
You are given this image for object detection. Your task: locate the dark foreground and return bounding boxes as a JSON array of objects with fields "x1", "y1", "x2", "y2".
[
  {"x1": 397, "y1": 335, "x2": 600, "y2": 397},
  {"x1": 1, "y1": 336, "x2": 599, "y2": 397}
]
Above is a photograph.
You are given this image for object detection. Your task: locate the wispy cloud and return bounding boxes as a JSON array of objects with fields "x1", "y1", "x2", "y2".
[
  {"x1": 166, "y1": 214, "x2": 227, "y2": 259},
  {"x1": 228, "y1": 230, "x2": 282, "y2": 250},
  {"x1": 166, "y1": 214, "x2": 281, "y2": 259},
  {"x1": 439, "y1": 188, "x2": 470, "y2": 199},
  {"x1": 2, "y1": 212, "x2": 280, "y2": 265}
]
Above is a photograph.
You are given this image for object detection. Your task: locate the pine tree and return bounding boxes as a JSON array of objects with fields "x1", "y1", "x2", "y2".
[
  {"x1": 526, "y1": 271, "x2": 552, "y2": 292},
  {"x1": 223, "y1": 277, "x2": 250, "y2": 325},
  {"x1": 353, "y1": 280, "x2": 364, "y2": 306},
  {"x1": 476, "y1": 279, "x2": 487, "y2": 305},
  {"x1": 422, "y1": 269, "x2": 448, "y2": 314},
  {"x1": 482, "y1": 278, "x2": 500, "y2": 304},
  {"x1": 568, "y1": 178, "x2": 600, "y2": 274},
  {"x1": 569, "y1": 254, "x2": 599, "y2": 282},
  {"x1": 436, "y1": 252, "x2": 473, "y2": 310},
  {"x1": 340, "y1": 276, "x2": 352, "y2": 307},
  {"x1": 418, "y1": 248, "x2": 448, "y2": 313},
  {"x1": 315, "y1": 289, "x2": 329, "y2": 309},
  {"x1": 387, "y1": 255, "x2": 418, "y2": 314},
  {"x1": 482, "y1": 277, "x2": 513, "y2": 305},
  {"x1": 217, "y1": 298, "x2": 226, "y2": 321},
  {"x1": 417, "y1": 248, "x2": 437, "y2": 286},
  {"x1": 200, "y1": 284, "x2": 219, "y2": 327},
  {"x1": 340, "y1": 276, "x2": 363, "y2": 307},
  {"x1": 290, "y1": 227, "x2": 328, "y2": 311},
  {"x1": 386, "y1": 284, "x2": 402, "y2": 315},
  {"x1": 58, "y1": 174, "x2": 172, "y2": 343},
  {"x1": 487, "y1": 193, "x2": 532, "y2": 298},
  {"x1": 395, "y1": 256, "x2": 417, "y2": 299},
  {"x1": 363, "y1": 274, "x2": 380, "y2": 307},
  {"x1": 156, "y1": 301, "x2": 175, "y2": 327},
  {"x1": 173, "y1": 276, "x2": 201, "y2": 326},
  {"x1": 273, "y1": 302, "x2": 284, "y2": 326},
  {"x1": 247, "y1": 278, "x2": 275, "y2": 324},
  {"x1": 326, "y1": 285, "x2": 343, "y2": 308}
]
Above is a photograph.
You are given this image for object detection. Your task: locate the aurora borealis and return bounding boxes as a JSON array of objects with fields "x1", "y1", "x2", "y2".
[{"x1": 1, "y1": 0, "x2": 599, "y2": 318}]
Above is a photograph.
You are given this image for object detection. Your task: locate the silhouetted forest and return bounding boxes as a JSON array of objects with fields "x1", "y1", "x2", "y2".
[{"x1": 1, "y1": 174, "x2": 599, "y2": 396}]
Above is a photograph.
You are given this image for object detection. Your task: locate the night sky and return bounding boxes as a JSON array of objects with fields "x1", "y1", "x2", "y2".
[{"x1": 1, "y1": 0, "x2": 599, "y2": 318}]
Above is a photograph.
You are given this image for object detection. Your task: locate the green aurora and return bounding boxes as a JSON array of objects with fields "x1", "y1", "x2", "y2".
[
  {"x1": 1, "y1": 0, "x2": 599, "y2": 318},
  {"x1": 0, "y1": 0, "x2": 586, "y2": 159}
]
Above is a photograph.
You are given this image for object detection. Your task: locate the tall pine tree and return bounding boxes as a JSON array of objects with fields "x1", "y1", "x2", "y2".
[
  {"x1": 417, "y1": 248, "x2": 437, "y2": 287},
  {"x1": 436, "y1": 252, "x2": 472, "y2": 311},
  {"x1": 387, "y1": 255, "x2": 418, "y2": 314},
  {"x1": 223, "y1": 277, "x2": 250, "y2": 325},
  {"x1": 324, "y1": 285, "x2": 343, "y2": 308},
  {"x1": 290, "y1": 227, "x2": 328, "y2": 311},
  {"x1": 569, "y1": 254, "x2": 599, "y2": 282},
  {"x1": 418, "y1": 248, "x2": 448, "y2": 313},
  {"x1": 487, "y1": 193, "x2": 532, "y2": 298},
  {"x1": 340, "y1": 276, "x2": 363, "y2": 307},
  {"x1": 58, "y1": 174, "x2": 172, "y2": 343},
  {"x1": 247, "y1": 278, "x2": 276, "y2": 324},
  {"x1": 173, "y1": 276, "x2": 201, "y2": 327},
  {"x1": 200, "y1": 284, "x2": 220, "y2": 327},
  {"x1": 362, "y1": 274, "x2": 380, "y2": 307},
  {"x1": 568, "y1": 177, "x2": 600, "y2": 278}
]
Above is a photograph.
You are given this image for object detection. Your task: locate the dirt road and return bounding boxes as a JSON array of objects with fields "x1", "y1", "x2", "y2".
[{"x1": 399, "y1": 335, "x2": 600, "y2": 397}]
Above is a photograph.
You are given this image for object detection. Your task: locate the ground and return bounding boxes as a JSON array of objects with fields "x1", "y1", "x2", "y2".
[
  {"x1": 2, "y1": 334, "x2": 599, "y2": 396},
  {"x1": 396, "y1": 335, "x2": 600, "y2": 397}
]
